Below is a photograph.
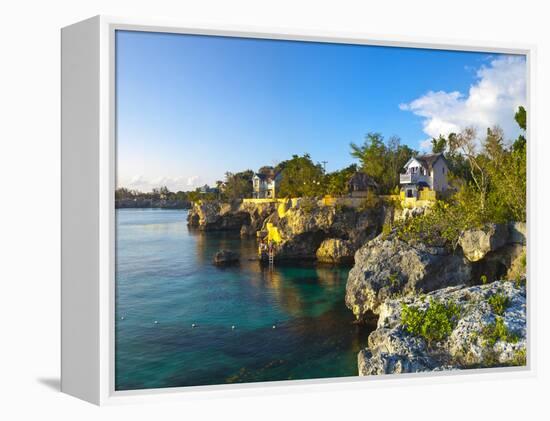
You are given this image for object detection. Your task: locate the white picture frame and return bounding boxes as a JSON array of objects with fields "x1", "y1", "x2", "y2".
[{"x1": 61, "y1": 15, "x2": 536, "y2": 405}]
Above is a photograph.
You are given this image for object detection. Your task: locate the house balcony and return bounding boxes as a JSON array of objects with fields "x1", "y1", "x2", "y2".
[{"x1": 400, "y1": 173, "x2": 430, "y2": 185}]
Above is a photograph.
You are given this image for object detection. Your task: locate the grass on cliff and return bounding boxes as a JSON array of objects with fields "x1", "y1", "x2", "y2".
[
  {"x1": 487, "y1": 292, "x2": 510, "y2": 316},
  {"x1": 401, "y1": 298, "x2": 461, "y2": 346},
  {"x1": 395, "y1": 200, "x2": 484, "y2": 249},
  {"x1": 481, "y1": 316, "x2": 519, "y2": 347}
]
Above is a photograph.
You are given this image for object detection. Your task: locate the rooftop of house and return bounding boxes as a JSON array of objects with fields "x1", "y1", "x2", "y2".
[
  {"x1": 254, "y1": 169, "x2": 281, "y2": 181},
  {"x1": 348, "y1": 171, "x2": 379, "y2": 190},
  {"x1": 405, "y1": 153, "x2": 447, "y2": 171}
]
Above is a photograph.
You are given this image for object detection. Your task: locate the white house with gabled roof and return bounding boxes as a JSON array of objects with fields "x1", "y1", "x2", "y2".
[{"x1": 400, "y1": 153, "x2": 449, "y2": 199}]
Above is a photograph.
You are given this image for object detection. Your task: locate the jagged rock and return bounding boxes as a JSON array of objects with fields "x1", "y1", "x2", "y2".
[
  {"x1": 187, "y1": 201, "x2": 273, "y2": 231},
  {"x1": 508, "y1": 222, "x2": 526, "y2": 245},
  {"x1": 213, "y1": 250, "x2": 239, "y2": 266},
  {"x1": 346, "y1": 234, "x2": 471, "y2": 319},
  {"x1": 399, "y1": 206, "x2": 426, "y2": 221},
  {"x1": 316, "y1": 238, "x2": 355, "y2": 264},
  {"x1": 240, "y1": 201, "x2": 278, "y2": 231},
  {"x1": 240, "y1": 224, "x2": 256, "y2": 237},
  {"x1": 458, "y1": 223, "x2": 508, "y2": 262},
  {"x1": 358, "y1": 281, "x2": 526, "y2": 375},
  {"x1": 270, "y1": 204, "x2": 386, "y2": 261}
]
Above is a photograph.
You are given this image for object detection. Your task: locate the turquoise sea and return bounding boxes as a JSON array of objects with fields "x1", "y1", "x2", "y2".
[{"x1": 115, "y1": 208, "x2": 370, "y2": 390}]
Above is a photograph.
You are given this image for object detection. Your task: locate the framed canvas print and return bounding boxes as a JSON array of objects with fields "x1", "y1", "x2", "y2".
[{"x1": 61, "y1": 16, "x2": 533, "y2": 405}]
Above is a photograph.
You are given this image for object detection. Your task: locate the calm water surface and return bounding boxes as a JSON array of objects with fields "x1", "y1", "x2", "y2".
[{"x1": 115, "y1": 208, "x2": 370, "y2": 390}]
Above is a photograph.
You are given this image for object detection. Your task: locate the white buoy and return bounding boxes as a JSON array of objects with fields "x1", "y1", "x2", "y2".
[
  {"x1": 231, "y1": 325, "x2": 236, "y2": 330},
  {"x1": 192, "y1": 323, "x2": 196, "y2": 328},
  {"x1": 272, "y1": 325, "x2": 276, "y2": 329},
  {"x1": 154, "y1": 320, "x2": 159, "y2": 324},
  {"x1": 120, "y1": 316, "x2": 125, "y2": 320}
]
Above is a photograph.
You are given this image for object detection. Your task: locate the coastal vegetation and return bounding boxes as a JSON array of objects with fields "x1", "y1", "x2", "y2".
[
  {"x1": 394, "y1": 107, "x2": 527, "y2": 249},
  {"x1": 401, "y1": 298, "x2": 461, "y2": 346}
]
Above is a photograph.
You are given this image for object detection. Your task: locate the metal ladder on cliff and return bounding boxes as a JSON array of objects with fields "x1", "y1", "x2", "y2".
[{"x1": 268, "y1": 250, "x2": 274, "y2": 265}]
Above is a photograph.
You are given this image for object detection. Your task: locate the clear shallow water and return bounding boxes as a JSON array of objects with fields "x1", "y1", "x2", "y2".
[{"x1": 115, "y1": 208, "x2": 370, "y2": 390}]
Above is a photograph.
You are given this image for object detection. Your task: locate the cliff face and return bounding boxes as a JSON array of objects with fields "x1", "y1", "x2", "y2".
[
  {"x1": 186, "y1": 199, "x2": 390, "y2": 262},
  {"x1": 186, "y1": 201, "x2": 274, "y2": 231},
  {"x1": 346, "y1": 222, "x2": 526, "y2": 321},
  {"x1": 357, "y1": 281, "x2": 526, "y2": 375},
  {"x1": 268, "y1": 204, "x2": 389, "y2": 261}
]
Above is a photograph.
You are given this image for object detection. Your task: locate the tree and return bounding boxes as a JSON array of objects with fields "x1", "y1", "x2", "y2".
[
  {"x1": 350, "y1": 133, "x2": 414, "y2": 193},
  {"x1": 448, "y1": 127, "x2": 490, "y2": 213},
  {"x1": 350, "y1": 132, "x2": 387, "y2": 182},
  {"x1": 325, "y1": 164, "x2": 357, "y2": 195},
  {"x1": 484, "y1": 111, "x2": 527, "y2": 222},
  {"x1": 224, "y1": 170, "x2": 254, "y2": 200},
  {"x1": 431, "y1": 135, "x2": 447, "y2": 154},
  {"x1": 513, "y1": 106, "x2": 527, "y2": 152},
  {"x1": 515, "y1": 106, "x2": 526, "y2": 131},
  {"x1": 277, "y1": 154, "x2": 325, "y2": 197}
]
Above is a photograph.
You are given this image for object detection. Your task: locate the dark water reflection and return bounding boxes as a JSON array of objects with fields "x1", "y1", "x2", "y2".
[{"x1": 115, "y1": 209, "x2": 372, "y2": 390}]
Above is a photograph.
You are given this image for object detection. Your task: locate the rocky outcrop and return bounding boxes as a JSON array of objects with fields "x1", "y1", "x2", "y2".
[
  {"x1": 187, "y1": 201, "x2": 253, "y2": 231},
  {"x1": 213, "y1": 250, "x2": 240, "y2": 266},
  {"x1": 358, "y1": 281, "x2": 526, "y2": 375},
  {"x1": 187, "y1": 200, "x2": 278, "y2": 232},
  {"x1": 346, "y1": 234, "x2": 472, "y2": 319},
  {"x1": 458, "y1": 223, "x2": 508, "y2": 262},
  {"x1": 316, "y1": 238, "x2": 355, "y2": 264},
  {"x1": 268, "y1": 204, "x2": 387, "y2": 262},
  {"x1": 240, "y1": 201, "x2": 279, "y2": 233},
  {"x1": 347, "y1": 220, "x2": 527, "y2": 321},
  {"x1": 508, "y1": 222, "x2": 526, "y2": 245}
]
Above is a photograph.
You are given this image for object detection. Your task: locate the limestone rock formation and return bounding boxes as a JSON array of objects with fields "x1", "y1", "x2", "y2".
[
  {"x1": 458, "y1": 223, "x2": 508, "y2": 262},
  {"x1": 187, "y1": 200, "x2": 276, "y2": 232},
  {"x1": 213, "y1": 250, "x2": 240, "y2": 266},
  {"x1": 316, "y1": 238, "x2": 355, "y2": 264},
  {"x1": 358, "y1": 281, "x2": 526, "y2": 375},
  {"x1": 346, "y1": 234, "x2": 471, "y2": 319}
]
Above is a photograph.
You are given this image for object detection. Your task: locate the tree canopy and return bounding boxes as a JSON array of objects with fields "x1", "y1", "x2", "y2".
[
  {"x1": 277, "y1": 154, "x2": 325, "y2": 198},
  {"x1": 350, "y1": 133, "x2": 415, "y2": 193}
]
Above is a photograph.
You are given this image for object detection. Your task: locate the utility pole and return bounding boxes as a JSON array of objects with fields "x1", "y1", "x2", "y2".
[{"x1": 321, "y1": 161, "x2": 328, "y2": 173}]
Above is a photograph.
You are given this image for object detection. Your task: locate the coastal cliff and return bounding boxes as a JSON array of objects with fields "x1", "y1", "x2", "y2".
[
  {"x1": 187, "y1": 200, "x2": 277, "y2": 232},
  {"x1": 357, "y1": 281, "x2": 526, "y2": 375},
  {"x1": 187, "y1": 199, "x2": 392, "y2": 263},
  {"x1": 346, "y1": 218, "x2": 526, "y2": 373},
  {"x1": 346, "y1": 222, "x2": 526, "y2": 321}
]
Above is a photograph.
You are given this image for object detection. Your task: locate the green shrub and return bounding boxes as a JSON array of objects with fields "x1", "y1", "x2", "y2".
[
  {"x1": 487, "y1": 293, "x2": 510, "y2": 316},
  {"x1": 381, "y1": 223, "x2": 392, "y2": 238},
  {"x1": 395, "y1": 198, "x2": 484, "y2": 248},
  {"x1": 482, "y1": 316, "x2": 519, "y2": 347},
  {"x1": 358, "y1": 191, "x2": 380, "y2": 211},
  {"x1": 299, "y1": 197, "x2": 318, "y2": 213},
  {"x1": 401, "y1": 298, "x2": 461, "y2": 346},
  {"x1": 510, "y1": 348, "x2": 527, "y2": 366}
]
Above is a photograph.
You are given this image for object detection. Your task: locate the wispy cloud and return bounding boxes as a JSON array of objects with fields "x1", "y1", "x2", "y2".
[
  {"x1": 400, "y1": 55, "x2": 526, "y2": 150},
  {"x1": 120, "y1": 175, "x2": 203, "y2": 192}
]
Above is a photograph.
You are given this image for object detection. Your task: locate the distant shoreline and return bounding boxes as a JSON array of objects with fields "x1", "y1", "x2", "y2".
[{"x1": 115, "y1": 199, "x2": 191, "y2": 210}]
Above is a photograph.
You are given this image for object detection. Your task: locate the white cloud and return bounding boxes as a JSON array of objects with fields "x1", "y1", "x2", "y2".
[
  {"x1": 186, "y1": 175, "x2": 200, "y2": 187},
  {"x1": 400, "y1": 55, "x2": 526, "y2": 150},
  {"x1": 127, "y1": 175, "x2": 148, "y2": 188},
  {"x1": 119, "y1": 175, "x2": 203, "y2": 192}
]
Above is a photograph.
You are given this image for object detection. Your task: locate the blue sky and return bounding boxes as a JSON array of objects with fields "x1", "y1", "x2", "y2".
[{"x1": 116, "y1": 30, "x2": 526, "y2": 192}]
